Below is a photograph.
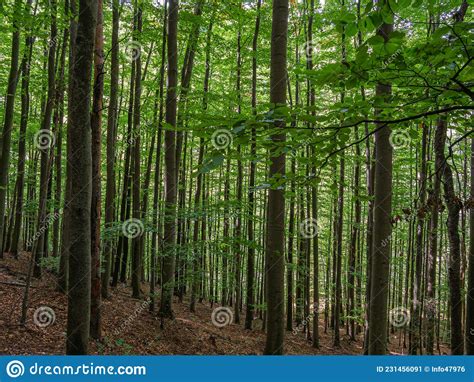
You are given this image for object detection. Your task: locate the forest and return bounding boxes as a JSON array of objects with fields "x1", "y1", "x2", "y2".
[{"x1": 0, "y1": 0, "x2": 473, "y2": 356}]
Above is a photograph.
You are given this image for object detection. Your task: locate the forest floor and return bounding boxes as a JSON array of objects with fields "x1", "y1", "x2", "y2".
[{"x1": 0, "y1": 252, "x2": 449, "y2": 355}]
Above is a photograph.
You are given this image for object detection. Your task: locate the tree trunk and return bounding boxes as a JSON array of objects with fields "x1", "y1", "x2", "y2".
[
  {"x1": 334, "y1": 155, "x2": 344, "y2": 347},
  {"x1": 466, "y1": 136, "x2": 474, "y2": 354},
  {"x1": 101, "y1": 0, "x2": 120, "y2": 299},
  {"x1": 234, "y1": 6, "x2": 243, "y2": 325},
  {"x1": 368, "y1": 3, "x2": 393, "y2": 354},
  {"x1": 245, "y1": 0, "x2": 261, "y2": 330},
  {"x1": 410, "y1": 123, "x2": 428, "y2": 354},
  {"x1": 348, "y1": 127, "x2": 360, "y2": 341},
  {"x1": 434, "y1": 117, "x2": 464, "y2": 355},
  {"x1": 426, "y1": 124, "x2": 441, "y2": 354},
  {"x1": 90, "y1": 0, "x2": 104, "y2": 340},
  {"x1": 0, "y1": 0, "x2": 22, "y2": 256},
  {"x1": 159, "y1": 0, "x2": 179, "y2": 320},
  {"x1": 57, "y1": 0, "x2": 78, "y2": 294},
  {"x1": 131, "y1": 4, "x2": 143, "y2": 299},
  {"x1": 10, "y1": 1, "x2": 34, "y2": 258},
  {"x1": 66, "y1": 0, "x2": 97, "y2": 355},
  {"x1": 150, "y1": 0, "x2": 168, "y2": 312},
  {"x1": 264, "y1": 0, "x2": 289, "y2": 356},
  {"x1": 32, "y1": 0, "x2": 58, "y2": 278}
]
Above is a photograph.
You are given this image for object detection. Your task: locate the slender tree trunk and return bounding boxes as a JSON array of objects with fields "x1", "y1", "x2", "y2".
[
  {"x1": 221, "y1": 157, "x2": 230, "y2": 306},
  {"x1": 306, "y1": 0, "x2": 319, "y2": 348},
  {"x1": 348, "y1": 127, "x2": 360, "y2": 342},
  {"x1": 245, "y1": 0, "x2": 261, "y2": 330},
  {"x1": 160, "y1": 0, "x2": 179, "y2": 320},
  {"x1": 90, "y1": 0, "x2": 104, "y2": 339},
  {"x1": 234, "y1": 6, "x2": 243, "y2": 324},
  {"x1": 52, "y1": 28, "x2": 68, "y2": 260},
  {"x1": 368, "y1": 3, "x2": 393, "y2": 354},
  {"x1": 113, "y1": 64, "x2": 134, "y2": 286},
  {"x1": 334, "y1": 14, "x2": 347, "y2": 346},
  {"x1": 131, "y1": 4, "x2": 143, "y2": 299},
  {"x1": 150, "y1": 0, "x2": 168, "y2": 312},
  {"x1": 32, "y1": 0, "x2": 58, "y2": 278},
  {"x1": 0, "y1": 0, "x2": 22, "y2": 256},
  {"x1": 466, "y1": 136, "x2": 474, "y2": 354},
  {"x1": 101, "y1": 0, "x2": 120, "y2": 299},
  {"x1": 264, "y1": 0, "x2": 289, "y2": 356},
  {"x1": 334, "y1": 155, "x2": 344, "y2": 347},
  {"x1": 410, "y1": 123, "x2": 428, "y2": 354},
  {"x1": 190, "y1": 139, "x2": 204, "y2": 312},
  {"x1": 286, "y1": 158, "x2": 295, "y2": 332},
  {"x1": 57, "y1": 0, "x2": 77, "y2": 293},
  {"x1": 434, "y1": 117, "x2": 464, "y2": 355},
  {"x1": 66, "y1": 0, "x2": 97, "y2": 355},
  {"x1": 11, "y1": 1, "x2": 34, "y2": 258},
  {"x1": 426, "y1": 123, "x2": 440, "y2": 354}
]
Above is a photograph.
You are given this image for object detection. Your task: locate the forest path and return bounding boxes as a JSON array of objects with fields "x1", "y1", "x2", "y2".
[{"x1": 0, "y1": 253, "x2": 443, "y2": 355}]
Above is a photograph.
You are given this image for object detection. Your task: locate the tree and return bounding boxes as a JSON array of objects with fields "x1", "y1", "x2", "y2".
[
  {"x1": 131, "y1": 1, "x2": 143, "y2": 300},
  {"x1": 368, "y1": 0, "x2": 393, "y2": 355},
  {"x1": 264, "y1": 0, "x2": 289, "y2": 356},
  {"x1": 245, "y1": 0, "x2": 262, "y2": 331},
  {"x1": 410, "y1": 124, "x2": 428, "y2": 354},
  {"x1": 434, "y1": 118, "x2": 464, "y2": 355},
  {"x1": 0, "y1": 0, "x2": 472, "y2": 359},
  {"x1": 0, "y1": 0, "x2": 22, "y2": 257},
  {"x1": 90, "y1": 0, "x2": 104, "y2": 339},
  {"x1": 31, "y1": 0, "x2": 57, "y2": 278},
  {"x1": 160, "y1": 0, "x2": 179, "y2": 320},
  {"x1": 466, "y1": 135, "x2": 474, "y2": 354},
  {"x1": 101, "y1": 0, "x2": 120, "y2": 300},
  {"x1": 10, "y1": 0, "x2": 34, "y2": 259},
  {"x1": 66, "y1": 0, "x2": 97, "y2": 355}
]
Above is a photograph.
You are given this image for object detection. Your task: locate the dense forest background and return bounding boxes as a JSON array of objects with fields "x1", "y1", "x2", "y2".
[{"x1": 0, "y1": 0, "x2": 473, "y2": 355}]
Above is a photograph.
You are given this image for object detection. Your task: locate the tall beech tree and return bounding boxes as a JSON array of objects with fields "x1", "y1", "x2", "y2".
[
  {"x1": 467, "y1": 135, "x2": 474, "y2": 355},
  {"x1": 245, "y1": 0, "x2": 262, "y2": 331},
  {"x1": 90, "y1": 0, "x2": 104, "y2": 339},
  {"x1": 10, "y1": 0, "x2": 34, "y2": 259},
  {"x1": 131, "y1": 2, "x2": 143, "y2": 299},
  {"x1": 368, "y1": 0, "x2": 393, "y2": 355},
  {"x1": 264, "y1": 0, "x2": 289, "y2": 356},
  {"x1": 160, "y1": 0, "x2": 179, "y2": 320},
  {"x1": 101, "y1": 0, "x2": 120, "y2": 299},
  {"x1": 66, "y1": 0, "x2": 97, "y2": 355},
  {"x1": 0, "y1": 0, "x2": 472, "y2": 358},
  {"x1": 0, "y1": 0, "x2": 22, "y2": 256}
]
